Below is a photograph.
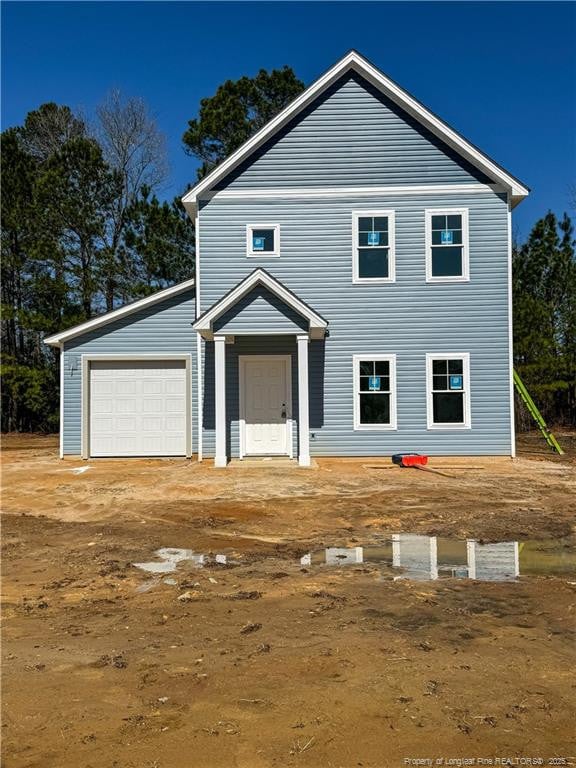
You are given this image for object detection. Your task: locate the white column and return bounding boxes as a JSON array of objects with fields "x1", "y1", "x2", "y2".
[
  {"x1": 214, "y1": 335, "x2": 227, "y2": 467},
  {"x1": 297, "y1": 334, "x2": 310, "y2": 467}
]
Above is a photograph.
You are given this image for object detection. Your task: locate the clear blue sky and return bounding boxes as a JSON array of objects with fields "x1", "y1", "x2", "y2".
[{"x1": 3, "y1": 1, "x2": 575, "y2": 238}]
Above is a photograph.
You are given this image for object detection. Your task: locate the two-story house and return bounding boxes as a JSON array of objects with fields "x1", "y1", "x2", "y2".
[{"x1": 45, "y1": 51, "x2": 529, "y2": 466}]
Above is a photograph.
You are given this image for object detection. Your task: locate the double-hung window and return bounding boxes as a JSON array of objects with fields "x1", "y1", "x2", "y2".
[
  {"x1": 426, "y1": 353, "x2": 471, "y2": 429},
  {"x1": 353, "y1": 355, "x2": 397, "y2": 430},
  {"x1": 352, "y1": 211, "x2": 395, "y2": 283},
  {"x1": 425, "y1": 208, "x2": 469, "y2": 282},
  {"x1": 246, "y1": 224, "x2": 280, "y2": 257}
]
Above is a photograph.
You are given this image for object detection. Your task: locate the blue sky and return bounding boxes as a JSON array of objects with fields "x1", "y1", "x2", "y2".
[{"x1": 2, "y1": 1, "x2": 575, "y2": 238}]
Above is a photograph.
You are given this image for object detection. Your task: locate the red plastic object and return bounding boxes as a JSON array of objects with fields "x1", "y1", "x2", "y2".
[{"x1": 400, "y1": 454, "x2": 428, "y2": 467}]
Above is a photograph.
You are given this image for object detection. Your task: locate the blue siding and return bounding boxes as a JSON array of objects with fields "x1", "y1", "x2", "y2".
[
  {"x1": 214, "y1": 73, "x2": 491, "y2": 191},
  {"x1": 199, "y1": 191, "x2": 512, "y2": 456},
  {"x1": 213, "y1": 285, "x2": 308, "y2": 334},
  {"x1": 62, "y1": 291, "x2": 195, "y2": 455}
]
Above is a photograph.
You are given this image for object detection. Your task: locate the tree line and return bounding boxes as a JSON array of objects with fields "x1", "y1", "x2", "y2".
[{"x1": 1, "y1": 67, "x2": 574, "y2": 433}]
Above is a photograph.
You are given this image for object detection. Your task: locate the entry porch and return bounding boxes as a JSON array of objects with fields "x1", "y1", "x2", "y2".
[{"x1": 193, "y1": 269, "x2": 328, "y2": 467}]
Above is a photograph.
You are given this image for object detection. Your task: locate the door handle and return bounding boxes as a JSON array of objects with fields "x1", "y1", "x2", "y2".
[{"x1": 281, "y1": 403, "x2": 287, "y2": 419}]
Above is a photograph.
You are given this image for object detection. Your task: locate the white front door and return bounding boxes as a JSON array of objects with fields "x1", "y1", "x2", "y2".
[{"x1": 242, "y1": 357, "x2": 291, "y2": 456}]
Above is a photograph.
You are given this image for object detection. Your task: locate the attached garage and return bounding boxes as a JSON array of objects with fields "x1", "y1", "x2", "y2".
[
  {"x1": 43, "y1": 277, "x2": 196, "y2": 459},
  {"x1": 88, "y1": 359, "x2": 188, "y2": 457}
]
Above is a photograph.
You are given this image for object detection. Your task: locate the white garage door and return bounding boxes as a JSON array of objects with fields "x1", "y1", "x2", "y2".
[{"x1": 89, "y1": 360, "x2": 187, "y2": 457}]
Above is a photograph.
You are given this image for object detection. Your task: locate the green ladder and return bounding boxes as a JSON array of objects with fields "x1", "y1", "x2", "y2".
[{"x1": 513, "y1": 369, "x2": 564, "y2": 455}]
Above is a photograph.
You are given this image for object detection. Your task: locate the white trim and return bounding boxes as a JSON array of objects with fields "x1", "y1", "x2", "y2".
[
  {"x1": 426, "y1": 352, "x2": 471, "y2": 430},
  {"x1": 246, "y1": 223, "x2": 280, "y2": 258},
  {"x1": 59, "y1": 348, "x2": 64, "y2": 458},
  {"x1": 239, "y1": 355, "x2": 293, "y2": 459},
  {"x1": 352, "y1": 209, "x2": 396, "y2": 284},
  {"x1": 195, "y1": 213, "x2": 203, "y2": 461},
  {"x1": 44, "y1": 278, "x2": 196, "y2": 347},
  {"x1": 182, "y1": 51, "x2": 529, "y2": 206},
  {"x1": 80, "y1": 353, "x2": 193, "y2": 460},
  {"x1": 297, "y1": 335, "x2": 310, "y2": 466},
  {"x1": 193, "y1": 269, "x2": 327, "y2": 336},
  {"x1": 214, "y1": 336, "x2": 227, "y2": 467},
  {"x1": 196, "y1": 332, "x2": 203, "y2": 462},
  {"x1": 507, "y1": 195, "x2": 516, "y2": 458},
  {"x1": 425, "y1": 208, "x2": 470, "y2": 283},
  {"x1": 195, "y1": 213, "x2": 201, "y2": 319},
  {"x1": 352, "y1": 354, "x2": 397, "y2": 431},
  {"x1": 201, "y1": 183, "x2": 503, "y2": 202}
]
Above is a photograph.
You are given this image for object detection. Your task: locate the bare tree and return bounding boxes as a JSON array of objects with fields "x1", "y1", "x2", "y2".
[
  {"x1": 21, "y1": 103, "x2": 86, "y2": 161},
  {"x1": 94, "y1": 91, "x2": 169, "y2": 309}
]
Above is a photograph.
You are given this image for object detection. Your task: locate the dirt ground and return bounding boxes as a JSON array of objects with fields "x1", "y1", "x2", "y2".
[{"x1": 1, "y1": 433, "x2": 575, "y2": 768}]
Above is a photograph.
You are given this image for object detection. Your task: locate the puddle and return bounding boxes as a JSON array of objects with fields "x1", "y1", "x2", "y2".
[
  {"x1": 133, "y1": 547, "x2": 228, "y2": 575},
  {"x1": 300, "y1": 535, "x2": 576, "y2": 582},
  {"x1": 133, "y1": 536, "x2": 575, "y2": 587}
]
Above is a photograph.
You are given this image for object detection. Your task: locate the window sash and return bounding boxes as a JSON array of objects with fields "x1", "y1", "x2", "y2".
[
  {"x1": 352, "y1": 211, "x2": 395, "y2": 283},
  {"x1": 425, "y1": 209, "x2": 469, "y2": 282},
  {"x1": 426, "y1": 354, "x2": 470, "y2": 429},
  {"x1": 353, "y1": 355, "x2": 397, "y2": 430}
]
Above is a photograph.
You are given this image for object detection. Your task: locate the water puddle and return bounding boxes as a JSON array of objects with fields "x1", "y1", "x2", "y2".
[
  {"x1": 133, "y1": 537, "x2": 575, "y2": 587},
  {"x1": 301, "y1": 535, "x2": 576, "y2": 582},
  {"x1": 133, "y1": 547, "x2": 228, "y2": 575}
]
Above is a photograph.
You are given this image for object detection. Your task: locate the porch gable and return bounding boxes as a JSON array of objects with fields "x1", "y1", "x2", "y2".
[{"x1": 194, "y1": 268, "x2": 328, "y2": 339}]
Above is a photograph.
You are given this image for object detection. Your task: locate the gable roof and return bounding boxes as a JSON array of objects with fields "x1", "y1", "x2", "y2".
[
  {"x1": 182, "y1": 50, "x2": 529, "y2": 209},
  {"x1": 193, "y1": 268, "x2": 328, "y2": 339},
  {"x1": 44, "y1": 277, "x2": 195, "y2": 347}
]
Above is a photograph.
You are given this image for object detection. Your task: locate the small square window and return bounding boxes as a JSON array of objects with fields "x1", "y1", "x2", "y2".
[
  {"x1": 353, "y1": 211, "x2": 395, "y2": 283},
  {"x1": 246, "y1": 224, "x2": 280, "y2": 257},
  {"x1": 426, "y1": 209, "x2": 469, "y2": 282}
]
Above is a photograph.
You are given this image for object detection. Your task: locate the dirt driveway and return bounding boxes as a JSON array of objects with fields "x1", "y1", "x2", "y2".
[{"x1": 2, "y1": 434, "x2": 575, "y2": 767}]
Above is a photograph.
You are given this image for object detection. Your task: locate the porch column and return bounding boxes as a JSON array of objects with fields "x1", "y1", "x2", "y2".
[
  {"x1": 297, "y1": 334, "x2": 310, "y2": 467},
  {"x1": 214, "y1": 335, "x2": 227, "y2": 467}
]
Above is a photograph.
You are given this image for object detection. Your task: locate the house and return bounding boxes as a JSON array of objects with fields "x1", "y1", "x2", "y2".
[{"x1": 45, "y1": 51, "x2": 529, "y2": 466}]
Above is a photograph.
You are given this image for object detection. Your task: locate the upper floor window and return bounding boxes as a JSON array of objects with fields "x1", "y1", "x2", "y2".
[
  {"x1": 353, "y1": 354, "x2": 397, "y2": 430},
  {"x1": 246, "y1": 224, "x2": 280, "y2": 258},
  {"x1": 426, "y1": 353, "x2": 471, "y2": 429},
  {"x1": 425, "y1": 208, "x2": 469, "y2": 282},
  {"x1": 352, "y1": 211, "x2": 395, "y2": 283}
]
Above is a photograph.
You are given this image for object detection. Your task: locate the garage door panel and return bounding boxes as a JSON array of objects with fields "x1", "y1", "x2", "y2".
[
  {"x1": 92, "y1": 380, "x2": 114, "y2": 395},
  {"x1": 141, "y1": 416, "x2": 163, "y2": 431},
  {"x1": 89, "y1": 360, "x2": 187, "y2": 457},
  {"x1": 142, "y1": 379, "x2": 163, "y2": 394},
  {"x1": 92, "y1": 417, "x2": 114, "y2": 432},
  {"x1": 165, "y1": 379, "x2": 185, "y2": 394},
  {"x1": 166, "y1": 397, "x2": 186, "y2": 413},
  {"x1": 116, "y1": 380, "x2": 137, "y2": 395},
  {"x1": 92, "y1": 399, "x2": 113, "y2": 414},
  {"x1": 116, "y1": 417, "x2": 137, "y2": 431},
  {"x1": 142, "y1": 397, "x2": 163, "y2": 413},
  {"x1": 116, "y1": 398, "x2": 138, "y2": 414}
]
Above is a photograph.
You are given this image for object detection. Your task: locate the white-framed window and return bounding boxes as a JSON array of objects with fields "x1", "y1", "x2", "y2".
[
  {"x1": 353, "y1": 354, "x2": 397, "y2": 430},
  {"x1": 246, "y1": 224, "x2": 280, "y2": 258},
  {"x1": 426, "y1": 353, "x2": 471, "y2": 429},
  {"x1": 425, "y1": 208, "x2": 469, "y2": 282},
  {"x1": 352, "y1": 210, "x2": 395, "y2": 283}
]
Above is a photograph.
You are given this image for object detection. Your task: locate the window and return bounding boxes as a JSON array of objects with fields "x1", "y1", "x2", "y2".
[
  {"x1": 425, "y1": 208, "x2": 469, "y2": 282},
  {"x1": 426, "y1": 353, "x2": 471, "y2": 429},
  {"x1": 353, "y1": 355, "x2": 397, "y2": 430},
  {"x1": 352, "y1": 211, "x2": 395, "y2": 283},
  {"x1": 246, "y1": 224, "x2": 280, "y2": 257}
]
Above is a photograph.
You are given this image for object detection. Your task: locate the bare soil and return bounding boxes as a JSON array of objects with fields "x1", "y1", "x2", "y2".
[{"x1": 2, "y1": 433, "x2": 575, "y2": 768}]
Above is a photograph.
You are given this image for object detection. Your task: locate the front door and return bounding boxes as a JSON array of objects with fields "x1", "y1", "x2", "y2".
[{"x1": 241, "y1": 356, "x2": 291, "y2": 456}]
